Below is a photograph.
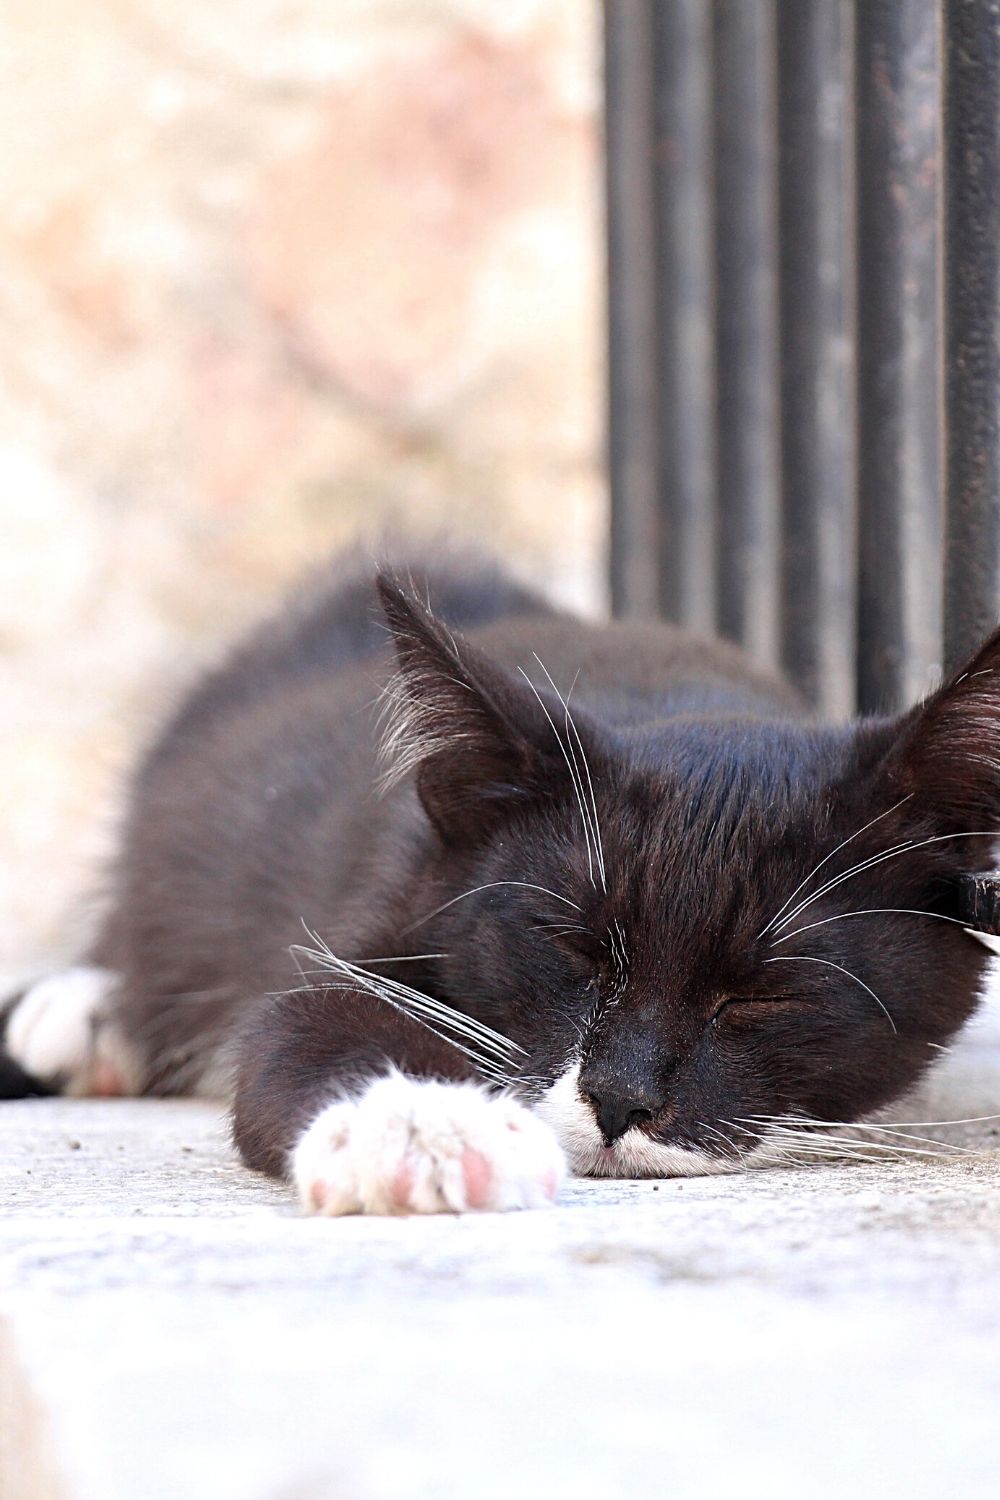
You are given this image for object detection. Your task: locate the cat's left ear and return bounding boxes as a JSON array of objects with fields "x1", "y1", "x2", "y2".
[
  {"x1": 375, "y1": 574, "x2": 591, "y2": 842},
  {"x1": 883, "y1": 623, "x2": 1000, "y2": 828}
]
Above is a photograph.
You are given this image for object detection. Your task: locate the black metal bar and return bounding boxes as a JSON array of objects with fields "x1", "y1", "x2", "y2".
[
  {"x1": 943, "y1": 0, "x2": 1000, "y2": 671},
  {"x1": 777, "y1": 0, "x2": 857, "y2": 717},
  {"x1": 712, "y1": 0, "x2": 780, "y2": 664},
  {"x1": 855, "y1": 1, "x2": 942, "y2": 714},
  {"x1": 606, "y1": 0, "x2": 660, "y2": 618},
  {"x1": 651, "y1": 0, "x2": 716, "y2": 633}
]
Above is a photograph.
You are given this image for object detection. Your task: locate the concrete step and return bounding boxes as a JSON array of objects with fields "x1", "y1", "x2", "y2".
[{"x1": 2, "y1": 1082, "x2": 999, "y2": 1500}]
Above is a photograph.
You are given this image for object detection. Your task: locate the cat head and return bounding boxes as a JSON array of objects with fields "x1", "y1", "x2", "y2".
[{"x1": 377, "y1": 575, "x2": 998, "y2": 1176}]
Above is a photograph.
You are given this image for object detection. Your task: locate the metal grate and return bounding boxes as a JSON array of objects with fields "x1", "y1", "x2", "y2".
[{"x1": 605, "y1": 0, "x2": 1000, "y2": 719}]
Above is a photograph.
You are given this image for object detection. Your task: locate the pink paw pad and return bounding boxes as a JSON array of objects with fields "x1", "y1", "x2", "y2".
[
  {"x1": 389, "y1": 1158, "x2": 416, "y2": 1210},
  {"x1": 461, "y1": 1147, "x2": 494, "y2": 1209}
]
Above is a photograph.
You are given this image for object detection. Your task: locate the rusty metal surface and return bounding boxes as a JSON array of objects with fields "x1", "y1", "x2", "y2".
[
  {"x1": 712, "y1": 0, "x2": 780, "y2": 666},
  {"x1": 943, "y1": 0, "x2": 1000, "y2": 672},
  {"x1": 856, "y1": 0, "x2": 942, "y2": 714},
  {"x1": 776, "y1": 0, "x2": 857, "y2": 718}
]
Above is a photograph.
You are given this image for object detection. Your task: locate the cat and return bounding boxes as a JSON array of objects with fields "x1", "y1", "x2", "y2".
[{"x1": 3, "y1": 548, "x2": 998, "y2": 1214}]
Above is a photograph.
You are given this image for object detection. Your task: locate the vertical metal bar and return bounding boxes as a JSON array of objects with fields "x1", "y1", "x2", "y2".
[
  {"x1": 712, "y1": 0, "x2": 780, "y2": 664},
  {"x1": 855, "y1": 2, "x2": 942, "y2": 714},
  {"x1": 651, "y1": 0, "x2": 716, "y2": 632},
  {"x1": 606, "y1": 0, "x2": 660, "y2": 618},
  {"x1": 943, "y1": 0, "x2": 1000, "y2": 671},
  {"x1": 777, "y1": 1, "x2": 857, "y2": 718}
]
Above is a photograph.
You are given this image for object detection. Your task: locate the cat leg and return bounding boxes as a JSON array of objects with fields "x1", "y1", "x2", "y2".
[
  {"x1": 3, "y1": 967, "x2": 139, "y2": 1097},
  {"x1": 233, "y1": 988, "x2": 565, "y2": 1216}
]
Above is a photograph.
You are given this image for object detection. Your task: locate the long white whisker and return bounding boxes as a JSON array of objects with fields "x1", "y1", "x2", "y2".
[
  {"x1": 531, "y1": 653, "x2": 607, "y2": 892},
  {"x1": 765, "y1": 953, "x2": 897, "y2": 1032},
  {"x1": 748, "y1": 1125, "x2": 965, "y2": 1161},
  {"x1": 736, "y1": 1117, "x2": 949, "y2": 1163},
  {"x1": 772, "y1": 828, "x2": 1000, "y2": 937},
  {"x1": 517, "y1": 665, "x2": 597, "y2": 887},
  {"x1": 306, "y1": 958, "x2": 526, "y2": 1062},
  {"x1": 286, "y1": 976, "x2": 513, "y2": 1082},
  {"x1": 357, "y1": 952, "x2": 450, "y2": 963},
  {"x1": 401, "y1": 880, "x2": 582, "y2": 935},
  {"x1": 744, "y1": 1114, "x2": 971, "y2": 1153},
  {"x1": 810, "y1": 1112, "x2": 1000, "y2": 1129},
  {"x1": 772, "y1": 838, "x2": 918, "y2": 935},
  {"x1": 294, "y1": 928, "x2": 527, "y2": 1063},
  {"x1": 697, "y1": 1121, "x2": 748, "y2": 1163},
  {"x1": 773, "y1": 908, "x2": 973, "y2": 946},
  {"x1": 758, "y1": 795, "x2": 913, "y2": 937},
  {"x1": 297, "y1": 953, "x2": 449, "y2": 969}
]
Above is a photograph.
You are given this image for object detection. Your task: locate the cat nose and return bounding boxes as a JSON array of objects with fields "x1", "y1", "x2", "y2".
[{"x1": 581, "y1": 1079, "x2": 664, "y2": 1146}]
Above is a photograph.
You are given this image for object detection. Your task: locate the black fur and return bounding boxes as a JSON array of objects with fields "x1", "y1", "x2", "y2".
[{"x1": 7, "y1": 551, "x2": 998, "y2": 1178}]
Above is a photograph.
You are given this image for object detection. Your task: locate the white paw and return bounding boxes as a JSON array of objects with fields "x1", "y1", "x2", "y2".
[
  {"x1": 5, "y1": 966, "x2": 135, "y2": 1096},
  {"x1": 292, "y1": 1074, "x2": 566, "y2": 1216}
]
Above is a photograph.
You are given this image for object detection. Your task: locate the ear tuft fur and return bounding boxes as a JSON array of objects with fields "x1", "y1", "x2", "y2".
[
  {"x1": 889, "y1": 624, "x2": 1000, "y2": 827},
  {"x1": 374, "y1": 573, "x2": 547, "y2": 840}
]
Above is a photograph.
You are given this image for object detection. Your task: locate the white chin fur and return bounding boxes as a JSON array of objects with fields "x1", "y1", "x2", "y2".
[{"x1": 533, "y1": 1060, "x2": 733, "y2": 1179}]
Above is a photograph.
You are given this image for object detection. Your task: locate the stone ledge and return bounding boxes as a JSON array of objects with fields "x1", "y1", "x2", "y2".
[{"x1": 2, "y1": 1090, "x2": 999, "y2": 1500}]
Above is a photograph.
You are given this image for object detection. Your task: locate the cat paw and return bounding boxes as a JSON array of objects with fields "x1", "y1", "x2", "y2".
[
  {"x1": 292, "y1": 1074, "x2": 566, "y2": 1216},
  {"x1": 4, "y1": 967, "x2": 135, "y2": 1096}
]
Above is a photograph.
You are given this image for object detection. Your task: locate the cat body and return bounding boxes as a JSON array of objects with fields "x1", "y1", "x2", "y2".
[{"x1": 4, "y1": 552, "x2": 996, "y2": 1213}]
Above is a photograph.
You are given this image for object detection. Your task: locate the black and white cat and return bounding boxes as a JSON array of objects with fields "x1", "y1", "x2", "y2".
[{"x1": 3, "y1": 551, "x2": 997, "y2": 1213}]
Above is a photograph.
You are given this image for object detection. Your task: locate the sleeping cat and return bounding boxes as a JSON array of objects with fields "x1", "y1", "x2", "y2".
[{"x1": 3, "y1": 551, "x2": 997, "y2": 1214}]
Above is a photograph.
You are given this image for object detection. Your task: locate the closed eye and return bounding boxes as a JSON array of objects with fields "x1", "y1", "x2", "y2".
[
  {"x1": 713, "y1": 996, "x2": 805, "y2": 1025},
  {"x1": 532, "y1": 918, "x2": 600, "y2": 955}
]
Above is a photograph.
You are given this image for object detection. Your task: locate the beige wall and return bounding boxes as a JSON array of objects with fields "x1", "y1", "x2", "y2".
[{"x1": 0, "y1": 0, "x2": 605, "y2": 968}]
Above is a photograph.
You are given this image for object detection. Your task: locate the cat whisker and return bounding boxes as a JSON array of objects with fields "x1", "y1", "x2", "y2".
[
  {"x1": 518, "y1": 664, "x2": 600, "y2": 889},
  {"x1": 293, "y1": 927, "x2": 527, "y2": 1078},
  {"x1": 294, "y1": 955, "x2": 450, "y2": 974},
  {"x1": 531, "y1": 653, "x2": 608, "y2": 892},
  {"x1": 355, "y1": 952, "x2": 450, "y2": 964},
  {"x1": 401, "y1": 880, "x2": 582, "y2": 936},
  {"x1": 765, "y1": 954, "x2": 897, "y2": 1032},
  {"x1": 697, "y1": 1120, "x2": 749, "y2": 1165},
  {"x1": 736, "y1": 1113, "x2": 975, "y2": 1162},
  {"x1": 737, "y1": 1126, "x2": 893, "y2": 1166},
  {"x1": 758, "y1": 795, "x2": 913, "y2": 938},
  {"x1": 769, "y1": 1111, "x2": 1000, "y2": 1131},
  {"x1": 279, "y1": 975, "x2": 517, "y2": 1084},
  {"x1": 771, "y1": 828, "x2": 1000, "y2": 936},
  {"x1": 772, "y1": 908, "x2": 973, "y2": 945},
  {"x1": 744, "y1": 1114, "x2": 972, "y2": 1153},
  {"x1": 532, "y1": 921, "x2": 587, "y2": 929},
  {"x1": 771, "y1": 837, "x2": 920, "y2": 935}
]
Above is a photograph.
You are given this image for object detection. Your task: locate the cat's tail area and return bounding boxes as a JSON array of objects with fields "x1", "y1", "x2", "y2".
[
  {"x1": 0, "y1": 967, "x2": 135, "y2": 1099},
  {"x1": 0, "y1": 992, "x2": 53, "y2": 1098}
]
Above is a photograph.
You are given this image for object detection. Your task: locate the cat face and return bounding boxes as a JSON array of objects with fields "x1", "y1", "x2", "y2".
[{"x1": 378, "y1": 577, "x2": 998, "y2": 1175}]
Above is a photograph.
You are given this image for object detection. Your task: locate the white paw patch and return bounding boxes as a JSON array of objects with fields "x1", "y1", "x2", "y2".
[
  {"x1": 293, "y1": 1073, "x2": 566, "y2": 1217},
  {"x1": 5, "y1": 966, "x2": 135, "y2": 1096}
]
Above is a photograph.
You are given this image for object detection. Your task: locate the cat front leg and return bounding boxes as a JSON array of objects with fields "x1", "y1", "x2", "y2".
[{"x1": 232, "y1": 987, "x2": 565, "y2": 1216}]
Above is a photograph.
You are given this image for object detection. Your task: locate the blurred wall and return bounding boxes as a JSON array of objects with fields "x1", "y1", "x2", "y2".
[{"x1": 0, "y1": 0, "x2": 604, "y2": 969}]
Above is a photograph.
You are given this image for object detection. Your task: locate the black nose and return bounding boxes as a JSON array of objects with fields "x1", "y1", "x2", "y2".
[{"x1": 583, "y1": 1085, "x2": 661, "y2": 1146}]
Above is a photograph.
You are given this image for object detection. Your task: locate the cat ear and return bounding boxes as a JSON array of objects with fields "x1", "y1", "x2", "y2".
[
  {"x1": 884, "y1": 624, "x2": 1000, "y2": 828},
  {"x1": 375, "y1": 574, "x2": 569, "y2": 841}
]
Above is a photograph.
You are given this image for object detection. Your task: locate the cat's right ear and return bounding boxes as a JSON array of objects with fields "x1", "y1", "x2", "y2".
[
  {"x1": 375, "y1": 574, "x2": 584, "y2": 843},
  {"x1": 882, "y1": 622, "x2": 1000, "y2": 831}
]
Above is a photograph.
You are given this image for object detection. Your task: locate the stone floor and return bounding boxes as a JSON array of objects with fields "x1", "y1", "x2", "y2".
[{"x1": 1, "y1": 1003, "x2": 999, "y2": 1500}]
